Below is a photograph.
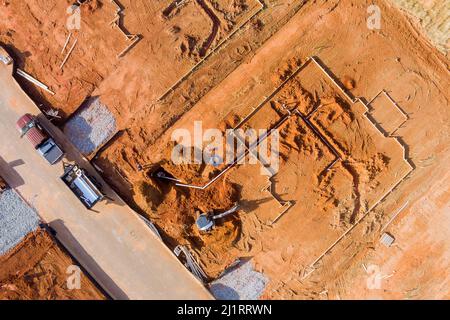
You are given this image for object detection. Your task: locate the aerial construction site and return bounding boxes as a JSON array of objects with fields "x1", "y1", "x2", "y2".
[{"x1": 0, "y1": 0, "x2": 449, "y2": 300}]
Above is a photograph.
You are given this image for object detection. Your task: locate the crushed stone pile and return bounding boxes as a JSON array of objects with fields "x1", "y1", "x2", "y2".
[
  {"x1": 209, "y1": 260, "x2": 268, "y2": 300},
  {"x1": 64, "y1": 97, "x2": 117, "y2": 155},
  {"x1": 0, "y1": 189, "x2": 39, "y2": 255}
]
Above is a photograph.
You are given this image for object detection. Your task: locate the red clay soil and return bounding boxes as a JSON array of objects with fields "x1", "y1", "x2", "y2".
[
  {"x1": 0, "y1": 229, "x2": 106, "y2": 300},
  {"x1": 92, "y1": 0, "x2": 449, "y2": 298},
  {"x1": 0, "y1": 0, "x2": 122, "y2": 119},
  {"x1": 94, "y1": 83, "x2": 403, "y2": 281},
  {"x1": 1, "y1": 0, "x2": 449, "y2": 299}
]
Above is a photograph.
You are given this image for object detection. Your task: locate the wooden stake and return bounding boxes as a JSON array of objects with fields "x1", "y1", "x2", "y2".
[
  {"x1": 60, "y1": 38, "x2": 78, "y2": 70},
  {"x1": 61, "y1": 33, "x2": 72, "y2": 54}
]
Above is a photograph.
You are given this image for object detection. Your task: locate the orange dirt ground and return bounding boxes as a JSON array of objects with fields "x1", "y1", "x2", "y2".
[
  {"x1": 0, "y1": 0, "x2": 448, "y2": 299},
  {"x1": 0, "y1": 229, "x2": 107, "y2": 300}
]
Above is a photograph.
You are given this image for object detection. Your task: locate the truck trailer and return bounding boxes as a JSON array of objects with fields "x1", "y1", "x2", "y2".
[{"x1": 61, "y1": 163, "x2": 104, "y2": 210}]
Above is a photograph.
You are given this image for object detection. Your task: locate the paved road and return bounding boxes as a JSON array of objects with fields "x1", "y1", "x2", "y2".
[{"x1": 0, "y1": 60, "x2": 212, "y2": 300}]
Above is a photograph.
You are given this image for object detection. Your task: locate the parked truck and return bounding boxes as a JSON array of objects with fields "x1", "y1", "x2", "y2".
[
  {"x1": 17, "y1": 114, "x2": 64, "y2": 164},
  {"x1": 61, "y1": 163, "x2": 104, "y2": 210}
]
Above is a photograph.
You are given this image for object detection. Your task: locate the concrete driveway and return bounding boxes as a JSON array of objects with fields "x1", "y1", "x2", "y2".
[{"x1": 0, "y1": 58, "x2": 212, "y2": 300}]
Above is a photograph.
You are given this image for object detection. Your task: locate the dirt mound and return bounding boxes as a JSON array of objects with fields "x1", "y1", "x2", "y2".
[
  {"x1": 279, "y1": 118, "x2": 320, "y2": 160},
  {"x1": 272, "y1": 57, "x2": 304, "y2": 83},
  {"x1": 0, "y1": 229, "x2": 106, "y2": 300},
  {"x1": 101, "y1": 139, "x2": 245, "y2": 278},
  {"x1": 83, "y1": 0, "x2": 103, "y2": 12},
  {"x1": 132, "y1": 168, "x2": 241, "y2": 277},
  {"x1": 342, "y1": 76, "x2": 355, "y2": 90}
]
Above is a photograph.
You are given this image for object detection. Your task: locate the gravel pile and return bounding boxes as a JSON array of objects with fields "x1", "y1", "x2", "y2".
[
  {"x1": 209, "y1": 260, "x2": 268, "y2": 300},
  {"x1": 0, "y1": 189, "x2": 40, "y2": 255},
  {"x1": 64, "y1": 97, "x2": 117, "y2": 155}
]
